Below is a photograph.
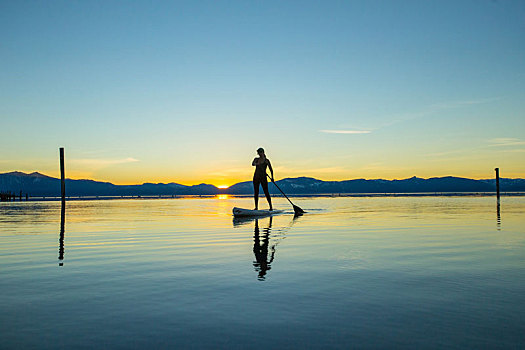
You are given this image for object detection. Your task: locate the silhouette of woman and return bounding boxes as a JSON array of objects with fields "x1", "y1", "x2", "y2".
[{"x1": 252, "y1": 148, "x2": 274, "y2": 210}]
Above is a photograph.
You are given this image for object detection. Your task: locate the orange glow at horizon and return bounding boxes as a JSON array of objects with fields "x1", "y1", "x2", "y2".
[{"x1": 10, "y1": 159, "x2": 525, "y2": 188}]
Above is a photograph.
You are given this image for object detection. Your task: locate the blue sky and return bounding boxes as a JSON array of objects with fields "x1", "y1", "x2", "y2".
[{"x1": 1, "y1": 0, "x2": 524, "y2": 185}]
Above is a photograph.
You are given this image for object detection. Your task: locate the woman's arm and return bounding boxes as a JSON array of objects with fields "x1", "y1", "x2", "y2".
[
  {"x1": 267, "y1": 159, "x2": 274, "y2": 180},
  {"x1": 252, "y1": 158, "x2": 259, "y2": 166}
]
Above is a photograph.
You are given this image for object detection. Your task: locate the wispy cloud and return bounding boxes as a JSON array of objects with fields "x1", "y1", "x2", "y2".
[
  {"x1": 272, "y1": 165, "x2": 349, "y2": 178},
  {"x1": 430, "y1": 97, "x2": 501, "y2": 109},
  {"x1": 488, "y1": 138, "x2": 525, "y2": 147},
  {"x1": 318, "y1": 98, "x2": 499, "y2": 135},
  {"x1": 374, "y1": 97, "x2": 502, "y2": 130},
  {"x1": 320, "y1": 130, "x2": 371, "y2": 134},
  {"x1": 70, "y1": 157, "x2": 139, "y2": 166},
  {"x1": 209, "y1": 167, "x2": 247, "y2": 177}
]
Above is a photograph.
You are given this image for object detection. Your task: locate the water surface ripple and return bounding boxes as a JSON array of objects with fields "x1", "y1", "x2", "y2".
[{"x1": 1, "y1": 197, "x2": 524, "y2": 349}]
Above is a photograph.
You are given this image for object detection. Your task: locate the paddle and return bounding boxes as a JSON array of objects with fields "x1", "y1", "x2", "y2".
[{"x1": 267, "y1": 174, "x2": 305, "y2": 215}]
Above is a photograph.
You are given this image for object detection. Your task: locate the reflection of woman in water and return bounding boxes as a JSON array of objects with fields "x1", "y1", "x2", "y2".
[
  {"x1": 253, "y1": 217, "x2": 275, "y2": 281},
  {"x1": 252, "y1": 148, "x2": 274, "y2": 210}
]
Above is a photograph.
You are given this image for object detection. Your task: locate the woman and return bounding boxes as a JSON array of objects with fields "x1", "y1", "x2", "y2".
[{"x1": 252, "y1": 148, "x2": 274, "y2": 210}]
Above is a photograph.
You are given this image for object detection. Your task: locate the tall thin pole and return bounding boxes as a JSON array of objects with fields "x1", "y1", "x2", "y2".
[
  {"x1": 495, "y1": 167, "x2": 500, "y2": 201},
  {"x1": 59, "y1": 147, "x2": 66, "y2": 266},
  {"x1": 60, "y1": 147, "x2": 65, "y2": 202}
]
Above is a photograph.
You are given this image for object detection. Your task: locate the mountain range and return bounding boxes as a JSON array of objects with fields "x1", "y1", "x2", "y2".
[{"x1": 1, "y1": 171, "x2": 524, "y2": 197}]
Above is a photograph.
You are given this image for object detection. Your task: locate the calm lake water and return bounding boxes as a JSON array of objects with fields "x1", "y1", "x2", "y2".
[{"x1": 1, "y1": 196, "x2": 524, "y2": 349}]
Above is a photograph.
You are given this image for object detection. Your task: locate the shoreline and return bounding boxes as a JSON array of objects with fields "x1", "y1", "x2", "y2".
[{"x1": 2, "y1": 192, "x2": 524, "y2": 202}]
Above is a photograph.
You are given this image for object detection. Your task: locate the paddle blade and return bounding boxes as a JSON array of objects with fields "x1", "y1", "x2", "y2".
[{"x1": 293, "y1": 205, "x2": 305, "y2": 215}]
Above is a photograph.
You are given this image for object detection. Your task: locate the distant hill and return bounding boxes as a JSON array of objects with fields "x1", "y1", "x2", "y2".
[
  {"x1": 229, "y1": 176, "x2": 525, "y2": 194},
  {"x1": 0, "y1": 171, "x2": 218, "y2": 196},
  {"x1": 1, "y1": 171, "x2": 524, "y2": 197}
]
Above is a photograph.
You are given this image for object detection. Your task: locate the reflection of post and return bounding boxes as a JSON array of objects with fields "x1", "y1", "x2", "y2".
[
  {"x1": 496, "y1": 200, "x2": 501, "y2": 230},
  {"x1": 495, "y1": 168, "x2": 501, "y2": 230},
  {"x1": 59, "y1": 200, "x2": 65, "y2": 266},
  {"x1": 495, "y1": 168, "x2": 500, "y2": 201}
]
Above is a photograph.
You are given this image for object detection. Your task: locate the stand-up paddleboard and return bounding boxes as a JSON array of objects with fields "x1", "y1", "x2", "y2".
[{"x1": 232, "y1": 207, "x2": 284, "y2": 217}]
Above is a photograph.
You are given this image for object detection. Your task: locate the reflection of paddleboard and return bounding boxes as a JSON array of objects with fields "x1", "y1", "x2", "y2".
[{"x1": 232, "y1": 207, "x2": 284, "y2": 217}]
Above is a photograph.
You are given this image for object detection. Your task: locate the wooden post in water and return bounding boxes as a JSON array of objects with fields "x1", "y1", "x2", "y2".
[
  {"x1": 59, "y1": 147, "x2": 66, "y2": 266},
  {"x1": 60, "y1": 147, "x2": 65, "y2": 203},
  {"x1": 495, "y1": 167, "x2": 500, "y2": 201}
]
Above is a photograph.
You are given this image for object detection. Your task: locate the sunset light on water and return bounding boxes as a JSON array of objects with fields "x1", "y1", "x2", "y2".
[{"x1": 1, "y1": 197, "x2": 524, "y2": 348}]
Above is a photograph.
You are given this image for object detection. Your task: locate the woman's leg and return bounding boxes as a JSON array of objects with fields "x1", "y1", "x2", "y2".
[
  {"x1": 261, "y1": 179, "x2": 273, "y2": 210},
  {"x1": 253, "y1": 179, "x2": 260, "y2": 209}
]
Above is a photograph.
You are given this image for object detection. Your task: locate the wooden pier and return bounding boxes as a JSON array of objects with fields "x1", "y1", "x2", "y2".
[{"x1": 0, "y1": 191, "x2": 29, "y2": 201}]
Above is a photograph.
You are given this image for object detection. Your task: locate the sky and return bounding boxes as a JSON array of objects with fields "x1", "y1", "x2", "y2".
[{"x1": 1, "y1": 0, "x2": 524, "y2": 186}]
